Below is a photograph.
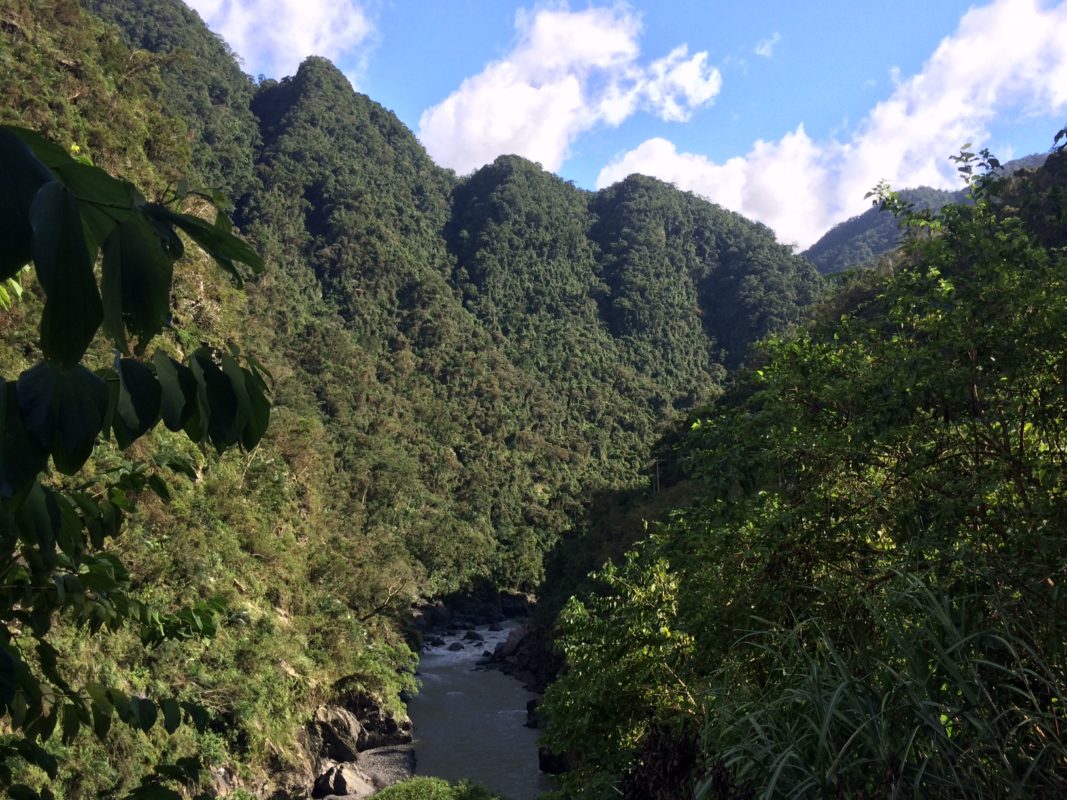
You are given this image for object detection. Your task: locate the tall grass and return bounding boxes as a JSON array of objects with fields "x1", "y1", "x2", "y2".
[{"x1": 697, "y1": 573, "x2": 1066, "y2": 799}]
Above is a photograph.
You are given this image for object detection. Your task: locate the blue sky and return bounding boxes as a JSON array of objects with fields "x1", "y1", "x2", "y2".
[{"x1": 187, "y1": 0, "x2": 1067, "y2": 247}]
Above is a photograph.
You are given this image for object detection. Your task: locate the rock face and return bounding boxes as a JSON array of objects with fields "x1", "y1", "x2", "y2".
[
  {"x1": 303, "y1": 689, "x2": 415, "y2": 798},
  {"x1": 311, "y1": 706, "x2": 362, "y2": 762},
  {"x1": 312, "y1": 763, "x2": 375, "y2": 798},
  {"x1": 489, "y1": 623, "x2": 560, "y2": 694},
  {"x1": 348, "y1": 692, "x2": 413, "y2": 751}
]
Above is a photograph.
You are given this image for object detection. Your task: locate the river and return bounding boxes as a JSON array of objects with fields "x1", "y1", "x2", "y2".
[{"x1": 407, "y1": 622, "x2": 556, "y2": 800}]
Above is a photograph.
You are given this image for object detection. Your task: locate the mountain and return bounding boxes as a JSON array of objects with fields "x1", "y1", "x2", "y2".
[
  {"x1": 1, "y1": 1, "x2": 821, "y2": 795},
  {"x1": 542, "y1": 148, "x2": 1067, "y2": 799},
  {"x1": 803, "y1": 153, "x2": 1049, "y2": 274}
]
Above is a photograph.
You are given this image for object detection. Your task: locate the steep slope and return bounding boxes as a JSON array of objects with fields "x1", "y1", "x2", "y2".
[
  {"x1": 82, "y1": 0, "x2": 260, "y2": 197},
  {"x1": 804, "y1": 186, "x2": 960, "y2": 274},
  {"x1": 543, "y1": 148, "x2": 1067, "y2": 800},
  {"x1": 245, "y1": 57, "x2": 590, "y2": 590},
  {"x1": 4, "y1": 2, "x2": 825, "y2": 795},
  {"x1": 591, "y1": 175, "x2": 819, "y2": 370},
  {"x1": 804, "y1": 153, "x2": 1049, "y2": 274}
]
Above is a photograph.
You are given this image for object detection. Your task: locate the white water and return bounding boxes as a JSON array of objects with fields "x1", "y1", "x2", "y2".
[{"x1": 408, "y1": 622, "x2": 555, "y2": 800}]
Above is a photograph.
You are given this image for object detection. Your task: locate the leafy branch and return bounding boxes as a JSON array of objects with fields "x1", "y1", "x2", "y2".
[{"x1": 0, "y1": 125, "x2": 269, "y2": 799}]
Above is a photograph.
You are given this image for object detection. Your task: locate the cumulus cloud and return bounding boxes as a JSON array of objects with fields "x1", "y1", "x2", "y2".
[
  {"x1": 186, "y1": 0, "x2": 374, "y2": 81},
  {"x1": 599, "y1": 0, "x2": 1067, "y2": 248},
  {"x1": 754, "y1": 32, "x2": 781, "y2": 59},
  {"x1": 418, "y1": 5, "x2": 722, "y2": 174}
]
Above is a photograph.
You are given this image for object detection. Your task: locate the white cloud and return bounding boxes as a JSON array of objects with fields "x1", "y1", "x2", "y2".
[
  {"x1": 598, "y1": 0, "x2": 1067, "y2": 249},
  {"x1": 754, "y1": 32, "x2": 781, "y2": 59},
  {"x1": 186, "y1": 0, "x2": 374, "y2": 81},
  {"x1": 418, "y1": 5, "x2": 722, "y2": 174},
  {"x1": 643, "y1": 46, "x2": 723, "y2": 122}
]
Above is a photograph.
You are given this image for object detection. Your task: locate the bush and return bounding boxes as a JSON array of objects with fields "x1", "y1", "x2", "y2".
[{"x1": 374, "y1": 777, "x2": 501, "y2": 800}]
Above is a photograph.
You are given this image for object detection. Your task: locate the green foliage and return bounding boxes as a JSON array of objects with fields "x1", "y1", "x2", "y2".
[
  {"x1": 83, "y1": 0, "x2": 261, "y2": 198},
  {"x1": 542, "y1": 549, "x2": 697, "y2": 798},
  {"x1": 2, "y1": 2, "x2": 830, "y2": 793},
  {"x1": 0, "y1": 123, "x2": 266, "y2": 798},
  {"x1": 803, "y1": 153, "x2": 1049, "y2": 275},
  {"x1": 697, "y1": 574, "x2": 1067, "y2": 799},
  {"x1": 374, "y1": 777, "x2": 501, "y2": 800},
  {"x1": 543, "y1": 148, "x2": 1067, "y2": 797}
]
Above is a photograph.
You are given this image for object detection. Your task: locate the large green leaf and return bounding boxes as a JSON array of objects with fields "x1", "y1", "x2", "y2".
[
  {"x1": 102, "y1": 218, "x2": 175, "y2": 354},
  {"x1": 161, "y1": 698, "x2": 181, "y2": 734},
  {"x1": 30, "y1": 182, "x2": 103, "y2": 367},
  {"x1": 17, "y1": 363, "x2": 109, "y2": 474},
  {"x1": 0, "y1": 378, "x2": 49, "y2": 499},
  {"x1": 113, "y1": 358, "x2": 162, "y2": 449},
  {"x1": 147, "y1": 204, "x2": 263, "y2": 283},
  {"x1": 59, "y1": 162, "x2": 143, "y2": 262},
  {"x1": 220, "y1": 352, "x2": 250, "y2": 438},
  {"x1": 189, "y1": 349, "x2": 238, "y2": 452},
  {"x1": 15, "y1": 483, "x2": 59, "y2": 570},
  {"x1": 241, "y1": 367, "x2": 271, "y2": 450},
  {"x1": 54, "y1": 162, "x2": 139, "y2": 209},
  {"x1": 0, "y1": 128, "x2": 55, "y2": 280},
  {"x1": 152, "y1": 351, "x2": 198, "y2": 432},
  {"x1": 5, "y1": 126, "x2": 74, "y2": 169}
]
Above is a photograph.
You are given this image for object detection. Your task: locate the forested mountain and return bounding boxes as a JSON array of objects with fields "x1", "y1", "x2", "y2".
[
  {"x1": 803, "y1": 153, "x2": 1048, "y2": 274},
  {"x1": 542, "y1": 150, "x2": 1067, "y2": 798},
  {"x1": 13, "y1": 2, "x2": 1060, "y2": 798},
  {"x1": 0, "y1": 1, "x2": 821, "y2": 796}
]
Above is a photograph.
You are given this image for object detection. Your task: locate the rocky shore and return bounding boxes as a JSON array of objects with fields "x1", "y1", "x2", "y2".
[
  {"x1": 279, "y1": 591, "x2": 560, "y2": 799},
  {"x1": 302, "y1": 690, "x2": 416, "y2": 799}
]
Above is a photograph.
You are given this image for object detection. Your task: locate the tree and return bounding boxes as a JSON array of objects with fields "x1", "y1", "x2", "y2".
[{"x1": 0, "y1": 125, "x2": 267, "y2": 799}]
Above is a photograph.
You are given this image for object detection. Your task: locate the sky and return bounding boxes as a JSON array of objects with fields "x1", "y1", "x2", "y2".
[{"x1": 186, "y1": 0, "x2": 1067, "y2": 248}]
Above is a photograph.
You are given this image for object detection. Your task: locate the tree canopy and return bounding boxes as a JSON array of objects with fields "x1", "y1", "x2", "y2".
[{"x1": 542, "y1": 146, "x2": 1067, "y2": 799}]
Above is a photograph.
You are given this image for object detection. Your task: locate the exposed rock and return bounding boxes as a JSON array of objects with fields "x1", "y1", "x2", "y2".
[
  {"x1": 358, "y1": 744, "x2": 415, "y2": 788},
  {"x1": 463, "y1": 630, "x2": 484, "y2": 642},
  {"x1": 495, "y1": 625, "x2": 526, "y2": 659},
  {"x1": 494, "y1": 623, "x2": 561, "y2": 693},
  {"x1": 212, "y1": 765, "x2": 237, "y2": 795},
  {"x1": 348, "y1": 692, "x2": 413, "y2": 751},
  {"x1": 488, "y1": 622, "x2": 504, "y2": 632},
  {"x1": 311, "y1": 705, "x2": 362, "y2": 762},
  {"x1": 447, "y1": 641, "x2": 464, "y2": 651},
  {"x1": 312, "y1": 763, "x2": 374, "y2": 799},
  {"x1": 416, "y1": 602, "x2": 453, "y2": 629},
  {"x1": 302, "y1": 689, "x2": 414, "y2": 797},
  {"x1": 427, "y1": 636, "x2": 445, "y2": 647},
  {"x1": 500, "y1": 592, "x2": 533, "y2": 618}
]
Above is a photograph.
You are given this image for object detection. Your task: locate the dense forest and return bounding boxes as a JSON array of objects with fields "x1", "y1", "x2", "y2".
[
  {"x1": 802, "y1": 154, "x2": 1048, "y2": 274},
  {"x1": 1, "y1": 1, "x2": 1064, "y2": 798},
  {"x1": 0, "y1": 1, "x2": 819, "y2": 797},
  {"x1": 541, "y1": 150, "x2": 1067, "y2": 797}
]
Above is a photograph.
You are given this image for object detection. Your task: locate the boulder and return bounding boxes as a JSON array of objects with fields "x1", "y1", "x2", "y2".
[
  {"x1": 312, "y1": 763, "x2": 374, "y2": 799},
  {"x1": 347, "y1": 692, "x2": 413, "y2": 751},
  {"x1": 310, "y1": 705, "x2": 362, "y2": 763},
  {"x1": 447, "y1": 641, "x2": 464, "y2": 651},
  {"x1": 463, "y1": 630, "x2": 484, "y2": 642},
  {"x1": 497, "y1": 625, "x2": 526, "y2": 658}
]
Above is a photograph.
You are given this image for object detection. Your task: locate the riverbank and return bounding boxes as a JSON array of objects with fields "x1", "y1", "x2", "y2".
[{"x1": 408, "y1": 621, "x2": 555, "y2": 800}]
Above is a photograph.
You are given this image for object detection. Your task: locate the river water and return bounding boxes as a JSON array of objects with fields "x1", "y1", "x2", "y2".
[{"x1": 408, "y1": 622, "x2": 555, "y2": 800}]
